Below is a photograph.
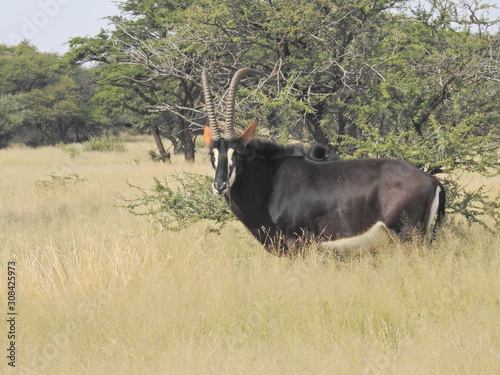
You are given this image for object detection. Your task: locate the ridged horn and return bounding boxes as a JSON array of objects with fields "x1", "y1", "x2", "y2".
[
  {"x1": 224, "y1": 68, "x2": 261, "y2": 140},
  {"x1": 201, "y1": 69, "x2": 220, "y2": 141}
]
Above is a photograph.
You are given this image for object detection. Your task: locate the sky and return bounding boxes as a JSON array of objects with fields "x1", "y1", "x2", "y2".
[{"x1": 0, "y1": 0, "x2": 121, "y2": 55}]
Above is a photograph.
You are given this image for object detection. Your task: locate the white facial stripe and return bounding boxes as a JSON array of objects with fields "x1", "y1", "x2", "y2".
[
  {"x1": 227, "y1": 148, "x2": 236, "y2": 188},
  {"x1": 227, "y1": 148, "x2": 234, "y2": 167},
  {"x1": 212, "y1": 149, "x2": 219, "y2": 169},
  {"x1": 228, "y1": 166, "x2": 236, "y2": 188}
]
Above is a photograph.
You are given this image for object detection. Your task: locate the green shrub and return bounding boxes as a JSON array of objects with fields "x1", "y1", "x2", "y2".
[
  {"x1": 59, "y1": 143, "x2": 81, "y2": 158},
  {"x1": 83, "y1": 135, "x2": 126, "y2": 152},
  {"x1": 116, "y1": 173, "x2": 235, "y2": 233},
  {"x1": 36, "y1": 173, "x2": 87, "y2": 190},
  {"x1": 148, "y1": 149, "x2": 165, "y2": 162}
]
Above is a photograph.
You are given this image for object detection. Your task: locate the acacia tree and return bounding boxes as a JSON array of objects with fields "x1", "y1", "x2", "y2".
[
  {"x1": 85, "y1": 61, "x2": 176, "y2": 162},
  {"x1": 0, "y1": 42, "x2": 97, "y2": 146},
  {"x1": 97, "y1": 0, "x2": 412, "y2": 138},
  {"x1": 66, "y1": 0, "x2": 416, "y2": 160},
  {"x1": 0, "y1": 95, "x2": 24, "y2": 147},
  {"x1": 65, "y1": 1, "x2": 202, "y2": 161}
]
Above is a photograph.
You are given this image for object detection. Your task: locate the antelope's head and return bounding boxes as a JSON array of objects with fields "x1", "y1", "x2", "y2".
[{"x1": 202, "y1": 68, "x2": 259, "y2": 195}]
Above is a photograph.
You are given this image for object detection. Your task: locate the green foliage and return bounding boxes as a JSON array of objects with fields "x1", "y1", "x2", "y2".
[
  {"x1": 445, "y1": 178, "x2": 500, "y2": 232},
  {"x1": 36, "y1": 173, "x2": 87, "y2": 190},
  {"x1": 148, "y1": 149, "x2": 165, "y2": 162},
  {"x1": 0, "y1": 42, "x2": 58, "y2": 95},
  {"x1": 59, "y1": 143, "x2": 81, "y2": 158},
  {"x1": 0, "y1": 94, "x2": 25, "y2": 147},
  {"x1": 65, "y1": 27, "x2": 199, "y2": 161},
  {"x1": 0, "y1": 42, "x2": 102, "y2": 147},
  {"x1": 83, "y1": 135, "x2": 127, "y2": 152},
  {"x1": 116, "y1": 173, "x2": 235, "y2": 233}
]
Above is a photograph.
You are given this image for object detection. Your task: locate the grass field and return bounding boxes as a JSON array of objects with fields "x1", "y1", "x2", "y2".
[{"x1": 0, "y1": 138, "x2": 499, "y2": 375}]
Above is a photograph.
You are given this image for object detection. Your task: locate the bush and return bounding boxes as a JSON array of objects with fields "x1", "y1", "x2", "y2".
[
  {"x1": 83, "y1": 135, "x2": 126, "y2": 152},
  {"x1": 148, "y1": 149, "x2": 168, "y2": 163},
  {"x1": 59, "y1": 143, "x2": 81, "y2": 158},
  {"x1": 36, "y1": 173, "x2": 87, "y2": 190},
  {"x1": 116, "y1": 173, "x2": 235, "y2": 233}
]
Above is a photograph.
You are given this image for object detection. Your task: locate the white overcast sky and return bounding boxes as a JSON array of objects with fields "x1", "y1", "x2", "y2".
[{"x1": 0, "y1": 0, "x2": 121, "y2": 54}]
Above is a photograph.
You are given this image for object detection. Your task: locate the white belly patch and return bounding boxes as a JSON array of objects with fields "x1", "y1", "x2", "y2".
[{"x1": 319, "y1": 221, "x2": 392, "y2": 253}]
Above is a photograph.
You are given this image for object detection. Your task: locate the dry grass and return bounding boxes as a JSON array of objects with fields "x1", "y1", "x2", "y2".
[{"x1": 0, "y1": 139, "x2": 499, "y2": 375}]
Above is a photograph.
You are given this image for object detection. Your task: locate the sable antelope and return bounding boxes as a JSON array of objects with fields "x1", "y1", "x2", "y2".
[{"x1": 202, "y1": 68, "x2": 445, "y2": 255}]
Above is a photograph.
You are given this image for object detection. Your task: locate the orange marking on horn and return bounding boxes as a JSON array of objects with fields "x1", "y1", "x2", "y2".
[{"x1": 204, "y1": 126, "x2": 213, "y2": 147}]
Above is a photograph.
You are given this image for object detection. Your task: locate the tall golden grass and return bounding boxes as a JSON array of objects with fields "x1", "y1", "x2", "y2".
[{"x1": 0, "y1": 138, "x2": 498, "y2": 375}]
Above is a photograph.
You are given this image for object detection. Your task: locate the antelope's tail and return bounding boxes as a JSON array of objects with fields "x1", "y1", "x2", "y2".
[{"x1": 432, "y1": 185, "x2": 446, "y2": 240}]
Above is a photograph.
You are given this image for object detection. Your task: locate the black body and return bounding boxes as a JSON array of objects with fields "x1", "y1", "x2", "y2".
[{"x1": 209, "y1": 138, "x2": 445, "y2": 254}]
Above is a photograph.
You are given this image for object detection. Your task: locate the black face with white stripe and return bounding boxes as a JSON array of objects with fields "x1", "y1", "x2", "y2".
[{"x1": 209, "y1": 139, "x2": 242, "y2": 195}]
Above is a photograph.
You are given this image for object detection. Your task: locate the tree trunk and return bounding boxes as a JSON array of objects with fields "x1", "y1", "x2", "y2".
[
  {"x1": 305, "y1": 101, "x2": 329, "y2": 145},
  {"x1": 337, "y1": 107, "x2": 348, "y2": 138},
  {"x1": 151, "y1": 124, "x2": 171, "y2": 163},
  {"x1": 177, "y1": 125, "x2": 196, "y2": 162},
  {"x1": 173, "y1": 140, "x2": 184, "y2": 155},
  {"x1": 183, "y1": 134, "x2": 196, "y2": 162},
  {"x1": 165, "y1": 135, "x2": 184, "y2": 155}
]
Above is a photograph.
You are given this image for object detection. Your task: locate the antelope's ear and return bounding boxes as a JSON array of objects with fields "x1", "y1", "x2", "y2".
[
  {"x1": 239, "y1": 120, "x2": 258, "y2": 147},
  {"x1": 203, "y1": 126, "x2": 212, "y2": 147}
]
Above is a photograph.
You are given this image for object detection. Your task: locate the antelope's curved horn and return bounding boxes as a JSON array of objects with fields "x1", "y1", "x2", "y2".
[
  {"x1": 202, "y1": 69, "x2": 220, "y2": 141},
  {"x1": 224, "y1": 68, "x2": 261, "y2": 140}
]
